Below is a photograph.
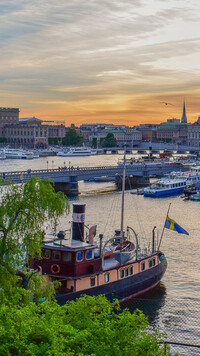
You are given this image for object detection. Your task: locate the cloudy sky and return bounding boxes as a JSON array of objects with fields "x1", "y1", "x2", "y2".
[{"x1": 0, "y1": 0, "x2": 200, "y2": 125}]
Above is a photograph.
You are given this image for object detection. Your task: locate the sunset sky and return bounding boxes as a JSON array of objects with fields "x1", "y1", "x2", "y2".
[{"x1": 0, "y1": 0, "x2": 200, "y2": 126}]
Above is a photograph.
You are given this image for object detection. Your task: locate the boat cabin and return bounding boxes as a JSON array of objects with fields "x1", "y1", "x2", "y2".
[{"x1": 29, "y1": 239, "x2": 101, "y2": 278}]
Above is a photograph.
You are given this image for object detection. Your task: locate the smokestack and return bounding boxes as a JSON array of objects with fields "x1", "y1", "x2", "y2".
[{"x1": 72, "y1": 204, "x2": 86, "y2": 241}]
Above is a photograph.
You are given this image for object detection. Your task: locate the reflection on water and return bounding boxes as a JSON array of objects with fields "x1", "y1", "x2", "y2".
[{"x1": 121, "y1": 282, "x2": 167, "y2": 324}]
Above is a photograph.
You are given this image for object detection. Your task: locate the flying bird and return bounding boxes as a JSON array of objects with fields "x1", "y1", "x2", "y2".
[{"x1": 160, "y1": 102, "x2": 174, "y2": 106}]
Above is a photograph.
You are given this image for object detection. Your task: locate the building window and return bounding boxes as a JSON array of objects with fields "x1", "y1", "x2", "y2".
[
  {"x1": 90, "y1": 277, "x2": 95, "y2": 287},
  {"x1": 105, "y1": 273, "x2": 109, "y2": 283},
  {"x1": 120, "y1": 269, "x2": 124, "y2": 278},
  {"x1": 141, "y1": 262, "x2": 145, "y2": 271},
  {"x1": 125, "y1": 268, "x2": 129, "y2": 277},
  {"x1": 52, "y1": 251, "x2": 61, "y2": 261},
  {"x1": 129, "y1": 266, "x2": 133, "y2": 275},
  {"x1": 77, "y1": 251, "x2": 83, "y2": 261},
  {"x1": 63, "y1": 251, "x2": 72, "y2": 262},
  {"x1": 86, "y1": 249, "x2": 93, "y2": 260},
  {"x1": 149, "y1": 260, "x2": 153, "y2": 268},
  {"x1": 152, "y1": 258, "x2": 156, "y2": 266}
]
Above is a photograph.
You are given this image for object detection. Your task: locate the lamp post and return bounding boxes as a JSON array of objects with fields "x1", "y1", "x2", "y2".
[
  {"x1": 52, "y1": 160, "x2": 54, "y2": 169},
  {"x1": 47, "y1": 161, "x2": 48, "y2": 170}
]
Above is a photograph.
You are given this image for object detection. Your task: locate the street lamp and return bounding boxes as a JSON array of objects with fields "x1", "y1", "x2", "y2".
[
  {"x1": 47, "y1": 161, "x2": 48, "y2": 170},
  {"x1": 52, "y1": 160, "x2": 54, "y2": 169}
]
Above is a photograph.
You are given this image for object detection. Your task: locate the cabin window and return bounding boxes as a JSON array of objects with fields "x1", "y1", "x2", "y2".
[
  {"x1": 125, "y1": 268, "x2": 129, "y2": 277},
  {"x1": 152, "y1": 258, "x2": 156, "y2": 266},
  {"x1": 77, "y1": 251, "x2": 83, "y2": 261},
  {"x1": 105, "y1": 273, "x2": 109, "y2": 283},
  {"x1": 52, "y1": 250, "x2": 61, "y2": 261},
  {"x1": 120, "y1": 269, "x2": 124, "y2": 278},
  {"x1": 90, "y1": 277, "x2": 95, "y2": 287},
  {"x1": 63, "y1": 251, "x2": 72, "y2": 262},
  {"x1": 86, "y1": 249, "x2": 93, "y2": 260},
  {"x1": 42, "y1": 249, "x2": 51, "y2": 259},
  {"x1": 141, "y1": 262, "x2": 145, "y2": 271},
  {"x1": 129, "y1": 266, "x2": 133, "y2": 275},
  {"x1": 149, "y1": 260, "x2": 153, "y2": 268}
]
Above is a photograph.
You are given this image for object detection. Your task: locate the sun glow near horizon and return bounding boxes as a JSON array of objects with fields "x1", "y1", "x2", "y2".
[{"x1": 0, "y1": 0, "x2": 200, "y2": 126}]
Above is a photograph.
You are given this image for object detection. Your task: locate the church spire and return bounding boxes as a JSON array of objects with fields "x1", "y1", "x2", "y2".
[{"x1": 181, "y1": 99, "x2": 187, "y2": 124}]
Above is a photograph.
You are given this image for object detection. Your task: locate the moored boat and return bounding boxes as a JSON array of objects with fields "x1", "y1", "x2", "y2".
[
  {"x1": 57, "y1": 146, "x2": 96, "y2": 156},
  {"x1": 29, "y1": 147, "x2": 167, "y2": 304},
  {"x1": 144, "y1": 177, "x2": 188, "y2": 197},
  {"x1": 0, "y1": 151, "x2": 6, "y2": 160},
  {"x1": 2, "y1": 148, "x2": 38, "y2": 159}
]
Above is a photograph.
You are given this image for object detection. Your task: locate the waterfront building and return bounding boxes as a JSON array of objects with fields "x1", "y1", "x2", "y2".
[
  {"x1": 137, "y1": 124, "x2": 158, "y2": 142},
  {"x1": 187, "y1": 117, "x2": 200, "y2": 147},
  {"x1": 3, "y1": 116, "x2": 66, "y2": 148},
  {"x1": 48, "y1": 123, "x2": 65, "y2": 138},
  {"x1": 91, "y1": 127, "x2": 142, "y2": 147},
  {"x1": 3, "y1": 117, "x2": 48, "y2": 148},
  {"x1": 156, "y1": 119, "x2": 181, "y2": 143},
  {"x1": 0, "y1": 107, "x2": 19, "y2": 137},
  {"x1": 80, "y1": 124, "x2": 107, "y2": 143}
]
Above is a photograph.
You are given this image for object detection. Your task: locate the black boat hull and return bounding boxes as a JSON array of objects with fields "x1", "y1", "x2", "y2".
[{"x1": 56, "y1": 258, "x2": 167, "y2": 305}]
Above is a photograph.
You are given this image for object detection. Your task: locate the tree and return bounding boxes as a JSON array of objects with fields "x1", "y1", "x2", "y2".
[
  {"x1": 101, "y1": 133, "x2": 117, "y2": 147},
  {"x1": 48, "y1": 137, "x2": 59, "y2": 145},
  {"x1": 0, "y1": 177, "x2": 69, "y2": 301},
  {"x1": 0, "y1": 295, "x2": 174, "y2": 356},
  {"x1": 62, "y1": 129, "x2": 83, "y2": 146},
  {"x1": 92, "y1": 137, "x2": 97, "y2": 148}
]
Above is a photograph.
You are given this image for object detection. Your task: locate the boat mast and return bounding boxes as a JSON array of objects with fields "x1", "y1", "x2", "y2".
[{"x1": 120, "y1": 145, "x2": 126, "y2": 241}]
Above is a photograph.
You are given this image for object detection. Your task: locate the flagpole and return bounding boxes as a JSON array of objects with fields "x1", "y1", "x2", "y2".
[{"x1": 158, "y1": 203, "x2": 171, "y2": 250}]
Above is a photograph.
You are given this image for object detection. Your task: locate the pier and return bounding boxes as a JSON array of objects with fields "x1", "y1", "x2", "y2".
[{"x1": 1, "y1": 162, "x2": 190, "y2": 195}]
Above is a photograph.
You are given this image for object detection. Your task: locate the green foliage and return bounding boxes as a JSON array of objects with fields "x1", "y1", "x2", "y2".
[
  {"x1": 101, "y1": 132, "x2": 117, "y2": 147},
  {"x1": 0, "y1": 295, "x2": 173, "y2": 356},
  {"x1": 0, "y1": 177, "x2": 69, "y2": 301},
  {"x1": 92, "y1": 137, "x2": 97, "y2": 148},
  {"x1": 48, "y1": 137, "x2": 59, "y2": 145},
  {"x1": 62, "y1": 129, "x2": 83, "y2": 146}
]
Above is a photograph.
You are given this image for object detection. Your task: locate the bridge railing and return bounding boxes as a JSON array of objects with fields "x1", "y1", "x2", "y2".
[{"x1": 0, "y1": 163, "x2": 188, "y2": 182}]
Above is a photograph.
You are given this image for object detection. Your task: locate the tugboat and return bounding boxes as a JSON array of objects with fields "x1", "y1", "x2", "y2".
[{"x1": 29, "y1": 149, "x2": 167, "y2": 304}]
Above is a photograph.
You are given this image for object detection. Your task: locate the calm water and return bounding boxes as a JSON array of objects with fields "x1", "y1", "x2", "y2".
[{"x1": 1, "y1": 154, "x2": 200, "y2": 355}]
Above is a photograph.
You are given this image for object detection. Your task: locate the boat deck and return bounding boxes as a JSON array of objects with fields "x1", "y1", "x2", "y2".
[{"x1": 102, "y1": 255, "x2": 137, "y2": 270}]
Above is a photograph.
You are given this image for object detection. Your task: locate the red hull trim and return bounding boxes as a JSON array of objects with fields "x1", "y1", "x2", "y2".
[{"x1": 119, "y1": 281, "x2": 160, "y2": 303}]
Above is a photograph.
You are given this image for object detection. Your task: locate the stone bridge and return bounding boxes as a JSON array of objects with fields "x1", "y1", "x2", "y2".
[{"x1": 0, "y1": 162, "x2": 189, "y2": 195}]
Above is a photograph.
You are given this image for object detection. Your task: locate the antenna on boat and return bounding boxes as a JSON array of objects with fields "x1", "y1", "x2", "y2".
[
  {"x1": 120, "y1": 144, "x2": 126, "y2": 241},
  {"x1": 158, "y1": 203, "x2": 171, "y2": 250}
]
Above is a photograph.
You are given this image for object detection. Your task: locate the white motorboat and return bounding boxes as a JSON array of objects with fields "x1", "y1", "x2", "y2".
[
  {"x1": 144, "y1": 177, "x2": 188, "y2": 197},
  {"x1": 2, "y1": 149, "x2": 39, "y2": 159},
  {"x1": 57, "y1": 147, "x2": 96, "y2": 156},
  {"x1": 0, "y1": 151, "x2": 6, "y2": 160},
  {"x1": 170, "y1": 166, "x2": 200, "y2": 184},
  {"x1": 57, "y1": 148, "x2": 70, "y2": 156}
]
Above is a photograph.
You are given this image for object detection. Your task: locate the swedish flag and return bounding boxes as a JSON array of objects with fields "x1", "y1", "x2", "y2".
[{"x1": 165, "y1": 215, "x2": 189, "y2": 235}]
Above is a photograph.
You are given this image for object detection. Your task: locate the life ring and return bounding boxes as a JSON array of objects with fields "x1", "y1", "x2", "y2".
[{"x1": 50, "y1": 264, "x2": 60, "y2": 274}]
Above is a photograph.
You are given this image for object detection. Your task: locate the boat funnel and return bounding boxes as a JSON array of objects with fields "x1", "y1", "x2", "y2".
[{"x1": 72, "y1": 204, "x2": 86, "y2": 241}]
